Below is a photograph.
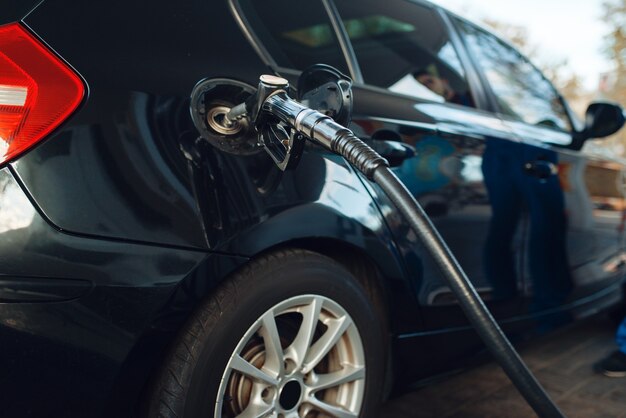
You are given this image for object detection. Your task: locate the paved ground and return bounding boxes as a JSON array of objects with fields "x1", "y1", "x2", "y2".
[{"x1": 381, "y1": 315, "x2": 626, "y2": 417}]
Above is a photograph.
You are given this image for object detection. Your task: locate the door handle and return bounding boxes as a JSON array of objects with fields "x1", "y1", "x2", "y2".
[
  {"x1": 364, "y1": 129, "x2": 415, "y2": 167},
  {"x1": 365, "y1": 139, "x2": 415, "y2": 166},
  {"x1": 524, "y1": 160, "x2": 558, "y2": 179}
]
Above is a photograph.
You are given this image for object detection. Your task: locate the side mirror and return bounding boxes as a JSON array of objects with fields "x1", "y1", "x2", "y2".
[
  {"x1": 297, "y1": 64, "x2": 353, "y2": 127},
  {"x1": 584, "y1": 102, "x2": 625, "y2": 139}
]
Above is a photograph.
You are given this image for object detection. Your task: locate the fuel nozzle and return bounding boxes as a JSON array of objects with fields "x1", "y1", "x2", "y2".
[
  {"x1": 228, "y1": 75, "x2": 307, "y2": 171},
  {"x1": 199, "y1": 70, "x2": 385, "y2": 177},
  {"x1": 240, "y1": 73, "x2": 387, "y2": 178},
  {"x1": 225, "y1": 74, "x2": 289, "y2": 127}
]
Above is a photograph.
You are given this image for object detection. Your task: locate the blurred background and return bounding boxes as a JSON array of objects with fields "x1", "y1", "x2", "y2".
[{"x1": 430, "y1": 0, "x2": 626, "y2": 157}]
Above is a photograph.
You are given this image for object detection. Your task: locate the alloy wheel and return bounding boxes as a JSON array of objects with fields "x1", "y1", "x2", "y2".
[{"x1": 215, "y1": 294, "x2": 366, "y2": 418}]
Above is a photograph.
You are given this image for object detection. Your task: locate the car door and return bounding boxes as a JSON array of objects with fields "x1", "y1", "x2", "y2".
[
  {"x1": 332, "y1": 0, "x2": 531, "y2": 328},
  {"x1": 453, "y1": 16, "x2": 626, "y2": 313}
]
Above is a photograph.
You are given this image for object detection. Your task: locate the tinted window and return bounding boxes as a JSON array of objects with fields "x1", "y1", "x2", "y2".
[
  {"x1": 238, "y1": 0, "x2": 349, "y2": 74},
  {"x1": 456, "y1": 19, "x2": 571, "y2": 131},
  {"x1": 335, "y1": 0, "x2": 474, "y2": 108}
]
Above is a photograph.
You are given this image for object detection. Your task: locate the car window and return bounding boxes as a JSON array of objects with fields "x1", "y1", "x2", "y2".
[
  {"x1": 334, "y1": 0, "x2": 475, "y2": 108},
  {"x1": 455, "y1": 18, "x2": 572, "y2": 132},
  {"x1": 238, "y1": 0, "x2": 349, "y2": 74}
]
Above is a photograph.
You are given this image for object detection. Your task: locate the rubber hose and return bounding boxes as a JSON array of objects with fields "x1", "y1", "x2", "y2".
[{"x1": 334, "y1": 132, "x2": 565, "y2": 418}]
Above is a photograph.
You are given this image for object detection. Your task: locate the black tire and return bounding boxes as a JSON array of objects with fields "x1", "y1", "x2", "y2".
[{"x1": 148, "y1": 249, "x2": 386, "y2": 418}]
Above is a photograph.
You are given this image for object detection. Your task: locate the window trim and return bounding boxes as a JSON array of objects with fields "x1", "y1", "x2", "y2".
[
  {"x1": 227, "y1": 0, "x2": 278, "y2": 69},
  {"x1": 436, "y1": 7, "x2": 494, "y2": 113},
  {"x1": 323, "y1": 0, "x2": 364, "y2": 83},
  {"x1": 228, "y1": 0, "x2": 359, "y2": 81}
]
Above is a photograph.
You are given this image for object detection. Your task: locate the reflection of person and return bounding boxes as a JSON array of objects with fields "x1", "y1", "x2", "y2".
[
  {"x1": 394, "y1": 136, "x2": 455, "y2": 196},
  {"x1": 595, "y1": 318, "x2": 626, "y2": 377},
  {"x1": 413, "y1": 69, "x2": 473, "y2": 107},
  {"x1": 481, "y1": 139, "x2": 572, "y2": 315}
]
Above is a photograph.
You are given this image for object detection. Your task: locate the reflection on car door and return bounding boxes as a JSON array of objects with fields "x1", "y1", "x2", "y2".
[
  {"x1": 455, "y1": 16, "x2": 626, "y2": 314},
  {"x1": 333, "y1": 0, "x2": 530, "y2": 328}
]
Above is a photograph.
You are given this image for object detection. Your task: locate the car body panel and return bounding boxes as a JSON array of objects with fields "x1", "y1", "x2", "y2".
[
  {"x1": 1, "y1": 1, "x2": 40, "y2": 25},
  {"x1": 16, "y1": 0, "x2": 269, "y2": 250},
  {"x1": 504, "y1": 121, "x2": 626, "y2": 301},
  {"x1": 349, "y1": 86, "x2": 528, "y2": 324},
  {"x1": 0, "y1": 166, "x2": 255, "y2": 417}
]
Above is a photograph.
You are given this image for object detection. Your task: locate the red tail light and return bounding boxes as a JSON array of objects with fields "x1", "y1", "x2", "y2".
[{"x1": 0, "y1": 23, "x2": 84, "y2": 164}]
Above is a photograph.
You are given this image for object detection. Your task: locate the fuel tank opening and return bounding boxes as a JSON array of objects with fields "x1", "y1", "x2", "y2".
[
  {"x1": 205, "y1": 105, "x2": 242, "y2": 135},
  {"x1": 190, "y1": 78, "x2": 260, "y2": 155}
]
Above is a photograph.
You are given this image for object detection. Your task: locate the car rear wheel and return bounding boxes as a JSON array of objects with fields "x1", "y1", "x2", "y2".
[{"x1": 148, "y1": 249, "x2": 386, "y2": 418}]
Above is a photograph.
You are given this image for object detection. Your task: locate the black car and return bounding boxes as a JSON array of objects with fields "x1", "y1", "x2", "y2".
[{"x1": 1, "y1": 0, "x2": 625, "y2": 417}]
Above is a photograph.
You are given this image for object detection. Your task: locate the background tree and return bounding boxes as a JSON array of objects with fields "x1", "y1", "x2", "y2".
[
  {"x1": 594, "y1": 0, "x2": 626, "y2": 155},
  {"x1": 602, "y1": 0, "x2": 626, "y2": 104}
]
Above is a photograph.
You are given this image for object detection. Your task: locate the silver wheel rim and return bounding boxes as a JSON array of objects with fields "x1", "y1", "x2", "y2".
[{"x1": 215, "y1": 294, "x2": 366, "y2": 418}]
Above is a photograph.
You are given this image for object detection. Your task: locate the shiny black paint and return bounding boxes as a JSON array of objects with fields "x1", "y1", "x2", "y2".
[
  {"x1": 0, "y1": 168, "x2": 249, "y2": 416},
  {"x1": 347, "y1": 84, "x2": 626, "y2": 382},
  {"x1": 17, "y1": 0, "x2": 413, "y2": 317},
  {"x1": 1, "y1": 1, "x2": 40, "y2": 25},
  {"x1": 16, "y1": 0, "x2": 275, "y2": 249},
  {"x1": 504, "y1": 121, "x2": 626, "y2": 303},
  {"x1": 350, "y1": 87, "x2": 524, "y2": 313},
  {"x1": 347, "y1": 86, "x2": 526, "y2": 382}
]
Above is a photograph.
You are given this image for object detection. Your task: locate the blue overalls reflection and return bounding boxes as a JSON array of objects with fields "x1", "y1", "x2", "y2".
[{"x1": 482, "y1": 138, "x2": 572, "y2": 312}]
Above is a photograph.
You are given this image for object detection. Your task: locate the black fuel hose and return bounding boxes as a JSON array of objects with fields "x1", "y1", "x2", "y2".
[
  {"x1": 337, "y1": 132, "x2": 565, "y2": 418},
  {"x1": 373, "y1": 166, "x2": 564, "y2": 417},
  {"x1": 259, "y1": 92, "x2": 566, "y2": 418}
]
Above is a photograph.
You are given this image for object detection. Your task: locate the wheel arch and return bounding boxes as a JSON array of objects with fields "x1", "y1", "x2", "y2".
[
  {"x1": 129, "y1": 235, "x2": 414, "y2": 414},
  {"x1": 144, "y1": 248, "x2": 391, "y2": 416},
  {"x1": 126, "y1": 200, "x2": 425, "y2": 413}
]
